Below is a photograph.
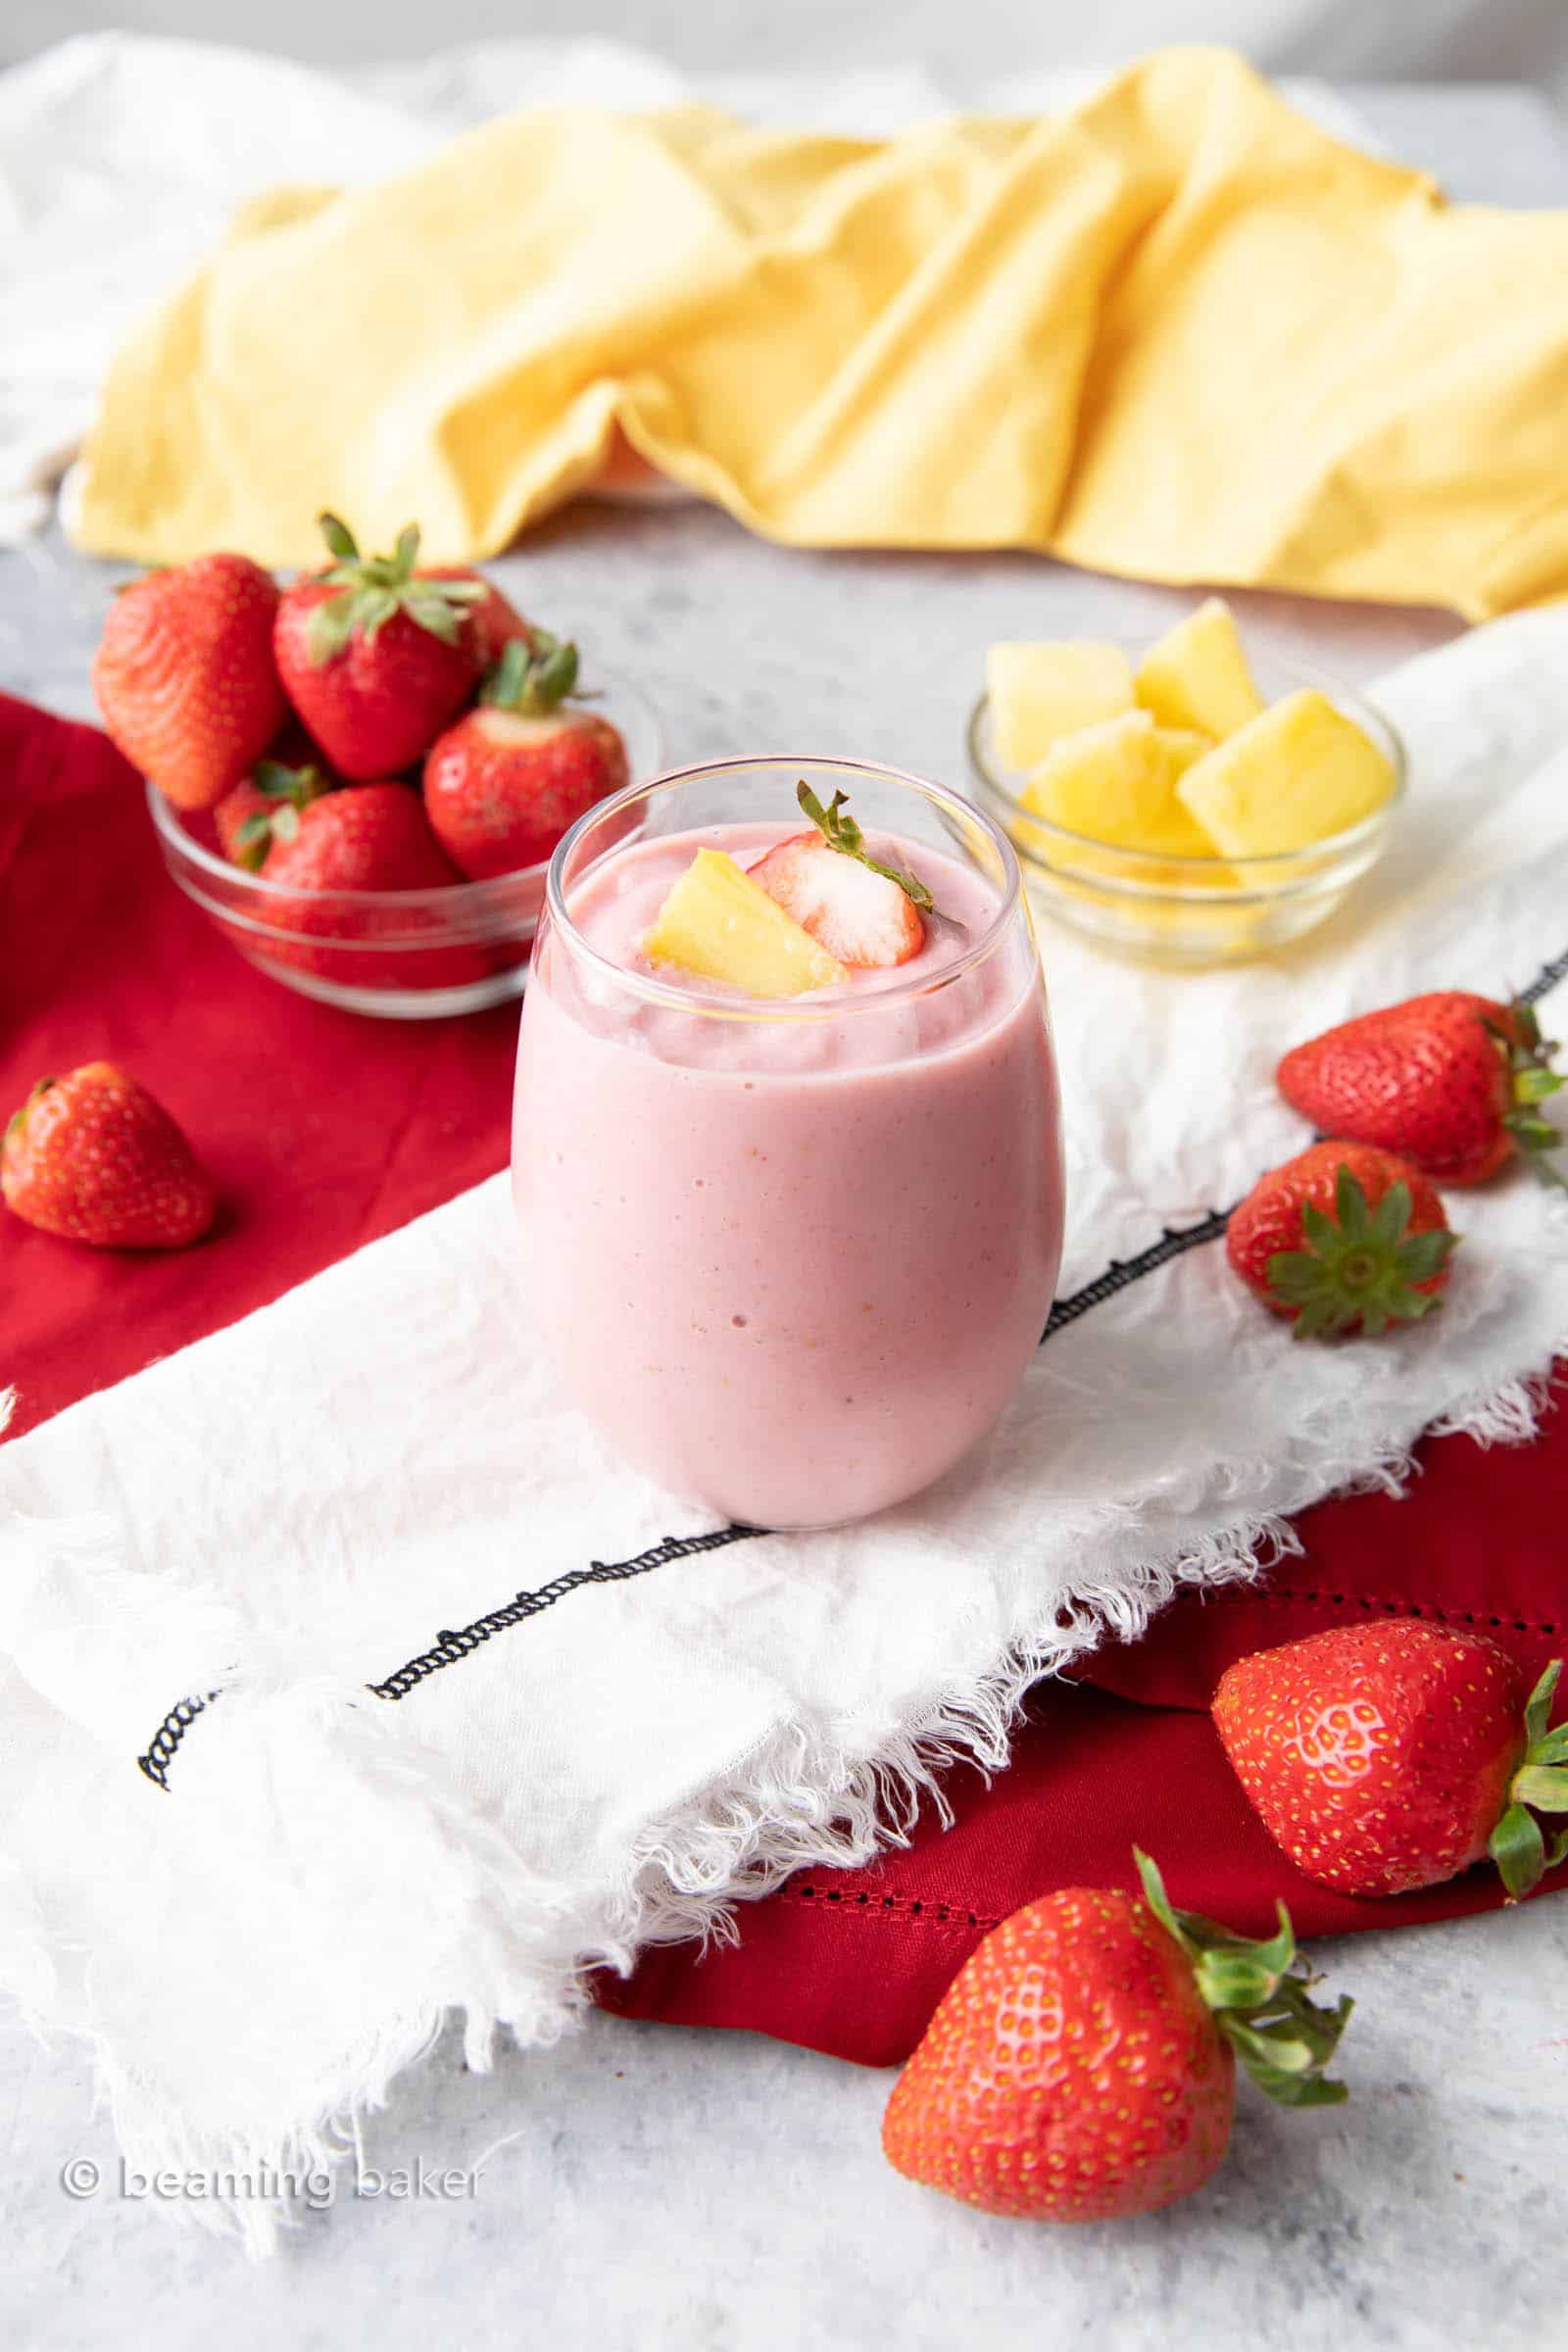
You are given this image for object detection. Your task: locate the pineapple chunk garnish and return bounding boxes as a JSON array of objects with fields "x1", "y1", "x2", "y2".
[
  {"x1": 1022, "y1": 710, "x2": 1221, "y2": 861},
  {"x1": 642, "y1": 849, "x2": 848, "y2": 998},
  {"x1": 1135, "y1": 599, "x2": 1265, "y2": 740},
  {"x1": 987, "y1": 640, "x2": 1134, "y2": 772},
  {"x1": 1176, "y1": 689, "x2": 1396, "y2": 858}
]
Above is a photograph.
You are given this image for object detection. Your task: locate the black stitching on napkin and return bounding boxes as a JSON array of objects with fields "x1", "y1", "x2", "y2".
[
  {"x1": 1520, "y1": 946, "x2": 1568, "y2": 1007},
  {"x1": 132, "y1": 1527, "x2": 760, "y2": 1788},
  {"x1": 130, "y1": 945, "x2": 1568, "y2": 1791},
  {"x1": 368, "y1": 1524, "x2": 760, "y2": 1700},
  {"x1": 1041, "y1": 1207, "x2": 1233, "y2": 1340},
  {"x1": 137, "y1": 1690, "x2": 221, "y2": 1790}
]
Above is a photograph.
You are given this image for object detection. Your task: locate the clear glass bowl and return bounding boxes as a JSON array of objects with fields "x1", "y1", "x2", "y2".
[
  {"x1": 146, "y1": 680, "x2": 662, "y2": 1018},
  {"x1": 965, "y1": 644, "x2": 1405, "y2": 967}
]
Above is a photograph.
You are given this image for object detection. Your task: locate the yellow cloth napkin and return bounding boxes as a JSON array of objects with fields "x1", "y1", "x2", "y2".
[{"x1": 74, "y1": 49, "x2": 1568, "y2": 618}]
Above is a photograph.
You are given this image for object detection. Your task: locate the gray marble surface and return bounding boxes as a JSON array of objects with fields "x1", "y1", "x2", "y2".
[{"x1": 3, "y1": 76, "x2": 1567, "y2": 2352}]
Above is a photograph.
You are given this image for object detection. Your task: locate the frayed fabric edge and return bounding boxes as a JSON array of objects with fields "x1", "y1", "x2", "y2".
[{"x1": 0, "y1": 1351, "x2": 1561, "y2": 2255}]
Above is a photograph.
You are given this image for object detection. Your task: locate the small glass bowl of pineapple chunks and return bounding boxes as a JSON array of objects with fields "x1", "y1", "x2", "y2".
[{"x1": 967, "y1": 600, "x2": 1405, "y2": 966}]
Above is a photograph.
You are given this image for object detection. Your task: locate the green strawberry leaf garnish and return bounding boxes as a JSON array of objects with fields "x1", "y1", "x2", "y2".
[
  {"x1": 304, "y1": 513, "x2": 485, "y2": 667},
  {"x1": 1135, "y1": 1849, "x2": 1351, "y2": 2108},
  {"x1": 1488, "y1": 1658, "x2": 1568, "y2": 1899},
  {"x1": 1265, "y1": 1164, "x2": 1457, "y2": 1341},
  {"x1": 796, "y1": 782, "x2": 934, "y2": 911},
  {"x1": 479, "y1": 629, "x2": 580, "y2": 715}
]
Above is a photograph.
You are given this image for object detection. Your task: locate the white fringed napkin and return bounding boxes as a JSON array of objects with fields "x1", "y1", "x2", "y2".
[{"x1": 3, "y1": 609, "x2": 1568, "y2": 2249}]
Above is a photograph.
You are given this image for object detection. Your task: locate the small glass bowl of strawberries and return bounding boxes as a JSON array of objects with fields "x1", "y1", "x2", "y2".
[{"x1": 108, "y1": 515, "x2": 660, "y2": 1017}]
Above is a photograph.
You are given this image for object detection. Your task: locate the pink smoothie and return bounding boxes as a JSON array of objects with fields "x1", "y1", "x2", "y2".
[{"x1": 514, "y1": 821, "x2": 1064, "y2": 1527}]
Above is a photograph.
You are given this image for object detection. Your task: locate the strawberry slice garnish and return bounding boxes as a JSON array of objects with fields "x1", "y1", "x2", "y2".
[
  {"x1": 748, "y1": 835, "x2": 924, "y2": 968},
  {"x1": 748, "y1": 783, "x2": 932, "y2": 969}
]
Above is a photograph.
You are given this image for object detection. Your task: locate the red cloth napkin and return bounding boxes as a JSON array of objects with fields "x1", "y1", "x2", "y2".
[{"x1": 4, "y1": 691, "x2": 1563, "y2": 2069}]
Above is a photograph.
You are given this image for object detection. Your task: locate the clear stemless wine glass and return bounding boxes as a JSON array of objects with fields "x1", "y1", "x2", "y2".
[{"x1": 513, "y1": 758, "x2": 1065, "y2": 1530}]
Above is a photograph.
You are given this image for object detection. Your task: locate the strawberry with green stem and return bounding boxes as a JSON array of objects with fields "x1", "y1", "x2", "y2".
[
  {"x1": 422, "y1": 631, "x2": 629, "y2": 880},
  {"x1": 1277, "y1": 991, "x2": 1565, "y2": 1187},
  {"x1": 882, "y1": 1849, "x2": 1349, "y2": 2223},
  {"x1": 1226, "y1": 1142, "x2": 1458, "y2": 1339},
  {"x1": 1214, "y1": 1624, "x2": 1568, "y2": 1901},
  {"x1": 249, "y1": 781, "x2": 487, "y2": 990},
  {"x1": 274, "y1": 514, "x2": 487, "y2": 780},
  {"x1": 1484, "y1": 1657, "x2": 1568, "y2": 1899},
  {"x1": 216, "y1": 759, "x2": 332, "y2": 870}
]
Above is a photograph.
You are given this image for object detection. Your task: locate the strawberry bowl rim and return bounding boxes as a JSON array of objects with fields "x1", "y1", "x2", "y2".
[{"x1": 143, "y1": 676, "x2": 663, "y2": 929}]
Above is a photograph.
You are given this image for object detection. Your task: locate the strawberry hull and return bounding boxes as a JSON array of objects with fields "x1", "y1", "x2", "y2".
[{"x1": 1227, "y1": 1141, "x2": 1454, "y2": 1338}]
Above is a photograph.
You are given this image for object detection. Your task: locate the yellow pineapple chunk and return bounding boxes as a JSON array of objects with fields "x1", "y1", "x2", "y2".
[
  {"x1": 1176, "y1": 689, "x2": 1397, "y2": 858},
  {"x1": 642, "y1": 849, "x2": 847, "y2": 998},
  {"x1": 1152, "y1": 725, "x2": 1214, "y2": 785},
  {"x1": 1022, "y1": 710, "x2": 1220, "y2": 860},
  {"x1": 1135, "y1": 599, "x2": 1265, "y2": 739},
  {"x1": 987, "y1": 640, "x2": 1134, "y2": 772}
]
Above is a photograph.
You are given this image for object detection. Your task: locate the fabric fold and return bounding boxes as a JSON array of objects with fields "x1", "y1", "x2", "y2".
[{"x1": 66, "y1": 48, "x2": 1568, "y2": 616}]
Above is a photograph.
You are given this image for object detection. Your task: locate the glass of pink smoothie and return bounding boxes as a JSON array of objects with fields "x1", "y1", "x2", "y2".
[{"x1": 513, "y1": 759, "x2": 1065, "y2": 1529}]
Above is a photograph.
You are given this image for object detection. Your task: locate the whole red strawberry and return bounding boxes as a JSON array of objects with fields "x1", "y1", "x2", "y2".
[
  {"x1": 422, "y1": 632, "x2": 629, "y2": 880},
  {"x1": 93, "y1": 554, "x2": 286, "y2": 810},
  {"x1": 255, "y1": 781, "x2": 484, "y2": 989},
  {"x1": 1277, "y1": 991, "x2": 1563, "y2": 1186},
  {"x1": 1227, "y1": 1140, "x2": 1457, "y2": 1338},
  {"x1": 215, "y1": 758, "x2": 333, "y2": 869},
  {"x1": 2, "y1": 1064, "x2": 217, "y2": 1249},
  {"x1": 274, "y1": 516, "x2": 485, "y2": 781},
  {"x1": 882, "y1": 1851, "x2": 1348, "y2": 2222},
  {"x1": 1214, "y1": 1625, "x2": 1568, "y2": 1900}
]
